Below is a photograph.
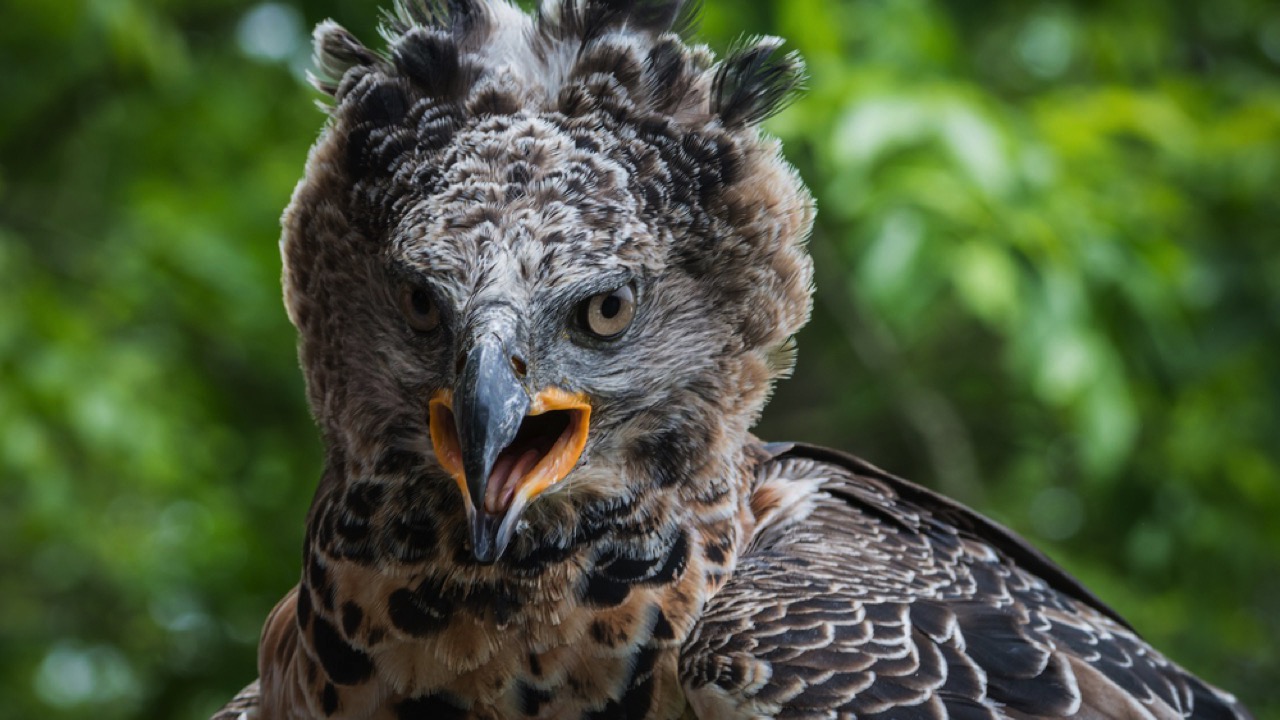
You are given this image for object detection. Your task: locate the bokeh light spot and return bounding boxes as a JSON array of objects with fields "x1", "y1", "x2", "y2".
[{"x1": 236, "y1": 3, "x2": 303, "y2": 63}]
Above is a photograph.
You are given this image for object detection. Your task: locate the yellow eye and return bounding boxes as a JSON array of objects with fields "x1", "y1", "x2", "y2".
[
  {"x1": 578, "y1": 283, "x2": 636, "y2": 339},
  {"x1": 400, "y1": 285, "x2": 441, "y2": 332}
]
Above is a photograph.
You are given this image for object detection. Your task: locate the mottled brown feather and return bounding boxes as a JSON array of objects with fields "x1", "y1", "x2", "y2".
[{"x1": 680, "y1": 445, "x2": 1251, "y2": 720}]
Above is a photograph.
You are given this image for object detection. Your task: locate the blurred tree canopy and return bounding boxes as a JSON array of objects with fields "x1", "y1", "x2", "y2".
[{"x1": 1, "y1": 0, "x2": 1277, "y2": 718}]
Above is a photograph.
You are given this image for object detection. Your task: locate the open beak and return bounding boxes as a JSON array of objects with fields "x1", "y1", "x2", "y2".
[{"x1": 428, "y1": 339, "x2": 590, "y2": 563}]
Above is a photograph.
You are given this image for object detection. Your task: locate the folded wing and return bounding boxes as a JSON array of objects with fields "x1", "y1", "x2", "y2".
[{"x1": 681, "y1": 444, "x2": 1250, "y2": 720}]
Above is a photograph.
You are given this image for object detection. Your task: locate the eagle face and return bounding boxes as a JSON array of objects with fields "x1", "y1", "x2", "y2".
[
  {"x1": 283, "y1": 1, "x2": 814, "y2": 565},
  {"x1": 387, "y1": 111, "x2": 714, "y2": 562}
]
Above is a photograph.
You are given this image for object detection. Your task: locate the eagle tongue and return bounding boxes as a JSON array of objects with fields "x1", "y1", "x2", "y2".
[{"x1": 484, "y1": 448, "x2": 542, "y2": 514}]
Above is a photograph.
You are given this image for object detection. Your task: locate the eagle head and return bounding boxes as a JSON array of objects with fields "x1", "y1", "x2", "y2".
[{"x1": 282, "y1": 0, "x2": 814, "y2": 563}]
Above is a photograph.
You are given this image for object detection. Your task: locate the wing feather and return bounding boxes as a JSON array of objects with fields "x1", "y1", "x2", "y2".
[
  {"x1": 210, "y1": 679, "x2": 260, "y2": 720},
  {"x1": 680, "y1": 443, "x2": 1251, "y2": 720}
]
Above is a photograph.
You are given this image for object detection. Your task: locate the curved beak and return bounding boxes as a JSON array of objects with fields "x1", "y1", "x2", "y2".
[{"x1": 429, "y1": 337, "x2": 590, "y2": 563}]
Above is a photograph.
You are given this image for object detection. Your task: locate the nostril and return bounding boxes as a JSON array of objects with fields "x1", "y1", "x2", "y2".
[{"x1": 511, "y1": 355, "x2": 528, "y2": 378}]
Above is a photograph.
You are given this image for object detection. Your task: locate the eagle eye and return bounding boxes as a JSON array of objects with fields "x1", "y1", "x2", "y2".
[
  {"x1": 577, "y1": 283, "x2": 636, "y2": 339},
  {"x1": 400, "y1": 285, "x2": 441, "y2": 333}
]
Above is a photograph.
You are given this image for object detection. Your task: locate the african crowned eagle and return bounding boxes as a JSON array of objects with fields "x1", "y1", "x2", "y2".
[{"x1": 213, "y1": 1, "x2": 1252, "y2": 718}]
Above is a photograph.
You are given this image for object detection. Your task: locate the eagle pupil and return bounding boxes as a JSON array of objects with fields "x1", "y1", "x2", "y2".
[
  {"x1": 411, "y1": 289, "x2": 432, "y2": 316},
  {"x1": 601, "y1": 295, "x2": 621, "y2": 318},
  {"x1": 401, "y1": 285, "x2": 441, "y2": 332}
]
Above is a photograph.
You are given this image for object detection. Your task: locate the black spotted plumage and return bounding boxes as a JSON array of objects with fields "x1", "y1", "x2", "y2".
[{"x1": 210, "y1": 1, "x2": 1252, "y2": 719}]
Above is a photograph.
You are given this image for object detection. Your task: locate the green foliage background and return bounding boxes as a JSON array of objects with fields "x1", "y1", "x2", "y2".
[{"x1": 1, "y1": 0, "x2": 1277, "y2": 718}]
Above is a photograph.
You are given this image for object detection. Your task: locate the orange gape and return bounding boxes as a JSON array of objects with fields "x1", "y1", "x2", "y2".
[{"x1": 429, "y1": 387, "x2": 591, "y2": 517}]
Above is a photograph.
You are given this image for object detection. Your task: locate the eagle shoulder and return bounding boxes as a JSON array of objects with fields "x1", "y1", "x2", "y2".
[
  {"x1": 210, "y1": 679, "x2": 260, "y2": 720},
  {"x1": 679, "y1": 443, "x2": 1250, "y2": 720},
  {"x1": 211, "y1": 586, "x2": 302, "y2": 720}
]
